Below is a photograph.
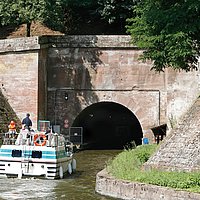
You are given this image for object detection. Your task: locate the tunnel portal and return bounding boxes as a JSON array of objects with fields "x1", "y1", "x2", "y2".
[{"x1": 72, "y1": 102, "x2": 143, "y2": 149}]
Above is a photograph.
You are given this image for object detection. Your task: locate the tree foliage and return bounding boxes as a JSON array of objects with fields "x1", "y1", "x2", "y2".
[
  {"x1": 97, "y1": 0, "x2": 137, "y2": 24},
  {"x1": 0, "y1": 0, "x2": 137, "y2": 35},
  {"x1": 0, "y1": 0, "x2": 67, "y2": 36},
  {"x1": 62, "y1": 0, "x2": 100, "y2": 34},
  {"x1": 127, "y1": 0, "x2": 200, "y2": 71},
  {"x1": 63, "y1": 0, "x2": 137, "y2": 34}
]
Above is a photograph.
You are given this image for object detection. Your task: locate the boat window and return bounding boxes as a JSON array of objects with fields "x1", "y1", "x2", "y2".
[
  {"x1": 12, "y1": 150, "x2": 22, "y2": 157},
  {"x1": 32, "y1": 151, "x2": 42, "y2": 158}
]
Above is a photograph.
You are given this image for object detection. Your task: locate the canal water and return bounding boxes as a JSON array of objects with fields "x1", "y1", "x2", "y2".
[{"x1": 0, "y1": 150, "x2": 121, "y2": 200}]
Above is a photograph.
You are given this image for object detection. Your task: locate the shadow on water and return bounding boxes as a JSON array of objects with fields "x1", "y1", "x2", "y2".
[{"x1": 0, "y1": 150, "x2": 121, "y2": 200}]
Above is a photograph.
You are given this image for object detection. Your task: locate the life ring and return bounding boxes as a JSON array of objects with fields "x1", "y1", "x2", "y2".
[{"x1": 34, "y1": 133, "x2": 47, "y2": 146}]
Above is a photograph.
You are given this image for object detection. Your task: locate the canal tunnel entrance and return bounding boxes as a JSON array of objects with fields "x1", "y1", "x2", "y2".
[{"x1": 71, "y1": 102, "x2": 143, "y2": 150}]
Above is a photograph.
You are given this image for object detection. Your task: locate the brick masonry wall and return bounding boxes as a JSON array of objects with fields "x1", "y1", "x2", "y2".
[
  {"x1": 47, "y1": 46, "x2": 166, "y2": 136},
  {"x1": 166, "y1": 68, "x2": 200, "y2": 132},
  {"x1": 46, "y1": 35, "x2": 200, "y2": 136},
  {"x1": 0, "y1": 37, "x2": 41, "y2": 129},
  {"x1": 0, "y1": 35, "x2": 199, "y2": 135},
  {"x1": 38, "y1": 48, "x2": 48, "y2": 122}
]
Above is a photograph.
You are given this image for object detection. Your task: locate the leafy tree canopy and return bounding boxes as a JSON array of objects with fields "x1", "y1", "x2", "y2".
[
  {"x1": 0, "y1": 0, "x2": 67, "y2": 36},
  {"x1": 63, "y1": 0, "x2": 137, "y2": 34},
  {"x1": 0, "y1": 0, "x2": 137, "y2": 35},
  {"x1": 97, "y1": 0, "x2": 137, "y2": 24},
  {"x1": 65, "y1": 0, "x2": 137, "y2": 24},
  {"x1": 127, "y1": 0, "x2": 200, "y2": 71}
]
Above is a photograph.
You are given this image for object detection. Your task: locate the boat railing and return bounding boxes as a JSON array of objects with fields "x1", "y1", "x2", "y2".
[
  {"x1": 3, "y1": 132, "x2": 18, "y2": 145},
  {"x1": 2, "y1": 129, "x2": 72, "y2": 150}
]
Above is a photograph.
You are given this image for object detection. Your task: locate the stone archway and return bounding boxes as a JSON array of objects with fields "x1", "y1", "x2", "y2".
[{"x1": 72, "y1": 101, "x2": 143, "y2": 149}]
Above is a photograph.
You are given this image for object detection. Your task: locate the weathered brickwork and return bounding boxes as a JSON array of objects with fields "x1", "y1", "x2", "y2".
[
  {"x1": 46, "y1": 35, "x2": 200, "y2": 136},
  {"x1": 0, "y1": 35, "x2": 199, "y2": 135},
  {"x1": 38, "y1": 48, "x2": 48, "y2": 121},
  {"x1": 0, "y1": 37, "x2": 49, "y2": 129},
  {"x1": 0, "y1": 51, "x2": 39, "y2": 129}
]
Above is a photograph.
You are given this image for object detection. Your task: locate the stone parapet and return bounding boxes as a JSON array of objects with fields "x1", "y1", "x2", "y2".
[
  {"x1": 45, "y1": 35, "x2": 137, "y2": 48},
  {"x1": 96, "y1": 169, "x2": 200, "y2": 200},
  {"x1": 0, "y1": 37, "x2": 43, "y2": 53},
  {"x1": 0, "y1": 35, "x2": 138, "y2": 53}
]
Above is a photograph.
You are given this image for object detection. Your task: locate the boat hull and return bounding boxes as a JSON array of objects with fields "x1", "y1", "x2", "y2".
[{"x1": 0, "y1": 145, "x2": 75, "y2": 179}]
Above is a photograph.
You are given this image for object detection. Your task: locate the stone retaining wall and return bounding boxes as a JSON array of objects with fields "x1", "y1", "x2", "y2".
[{"x1": 95, "y1": 169, "x2": 200, "y2": 200}]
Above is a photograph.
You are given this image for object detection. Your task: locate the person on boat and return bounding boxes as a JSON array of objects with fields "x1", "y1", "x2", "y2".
[
  {"x1": 8, "y1": 121, "x2": 17, "y2": 144},
  {"x1": 45, "y1": 126, "x2": 51, "y2": 140},
  {"x1": 8, "y1": 120, "x2": 16, "y2": 134},
  {"x1": 22, "y1": 113, "x2": 32, "y2": 131},
  {"x1": 45, "y1": 126, "x2": 51, "y2": 134}
]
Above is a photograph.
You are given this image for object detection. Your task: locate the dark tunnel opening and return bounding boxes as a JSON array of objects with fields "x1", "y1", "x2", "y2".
[{"x1": 71, "y1": 102, "x2": 143, "y2": 150}]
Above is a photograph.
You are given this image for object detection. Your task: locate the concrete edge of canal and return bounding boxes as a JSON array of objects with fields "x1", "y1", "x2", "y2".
[{"x1": 95, "y1": 169, "x2": 200, "y2": 200}]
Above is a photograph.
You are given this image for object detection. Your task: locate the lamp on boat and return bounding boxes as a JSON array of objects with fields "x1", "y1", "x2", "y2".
[{"x1": 64, "y1": 92, "x2": 68, "y2": 101}]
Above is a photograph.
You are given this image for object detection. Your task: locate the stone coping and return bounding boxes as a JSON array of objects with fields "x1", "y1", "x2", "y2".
[
  {"x1": 0, "y1": 35, "x2": 139, "y2": 53},
  {"x1": 95, "y1": 169, "x2": 200, "y2": 200},
  {"x1": 0, "y1": 36, "x2": 42, "y2": 53},
  {"x1": 45, "y1": 35, "x2": 137, "y2": 48}
]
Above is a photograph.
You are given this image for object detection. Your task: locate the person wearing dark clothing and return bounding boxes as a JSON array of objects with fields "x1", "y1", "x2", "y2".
[{"x1": 22, "y1": 113, "x2": 32, "y2": 130}]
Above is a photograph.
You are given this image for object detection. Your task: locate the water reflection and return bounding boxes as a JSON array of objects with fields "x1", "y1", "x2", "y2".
[{"x1": 0, "y1": 150, "x2": 121, "y2": 200}]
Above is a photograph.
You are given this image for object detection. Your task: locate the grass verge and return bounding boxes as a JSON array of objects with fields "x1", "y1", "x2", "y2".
[{"x1": 106, "y1": 144, "x2": 200, "y2": 193}]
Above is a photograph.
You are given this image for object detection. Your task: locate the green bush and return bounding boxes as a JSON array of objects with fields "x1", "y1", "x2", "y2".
[{"x1": 107, "y1": 144, "x2": 200, "y2": 193}]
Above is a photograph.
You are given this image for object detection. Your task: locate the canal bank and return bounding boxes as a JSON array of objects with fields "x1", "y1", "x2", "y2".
[{"x1": 96, "y1": 169, "x2": 200, "y2": 200}]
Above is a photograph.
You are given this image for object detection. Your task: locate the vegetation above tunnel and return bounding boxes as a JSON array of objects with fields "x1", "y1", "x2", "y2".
[{"x1": 0, "y1": 0, "x2": 200, "y2": 71}]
